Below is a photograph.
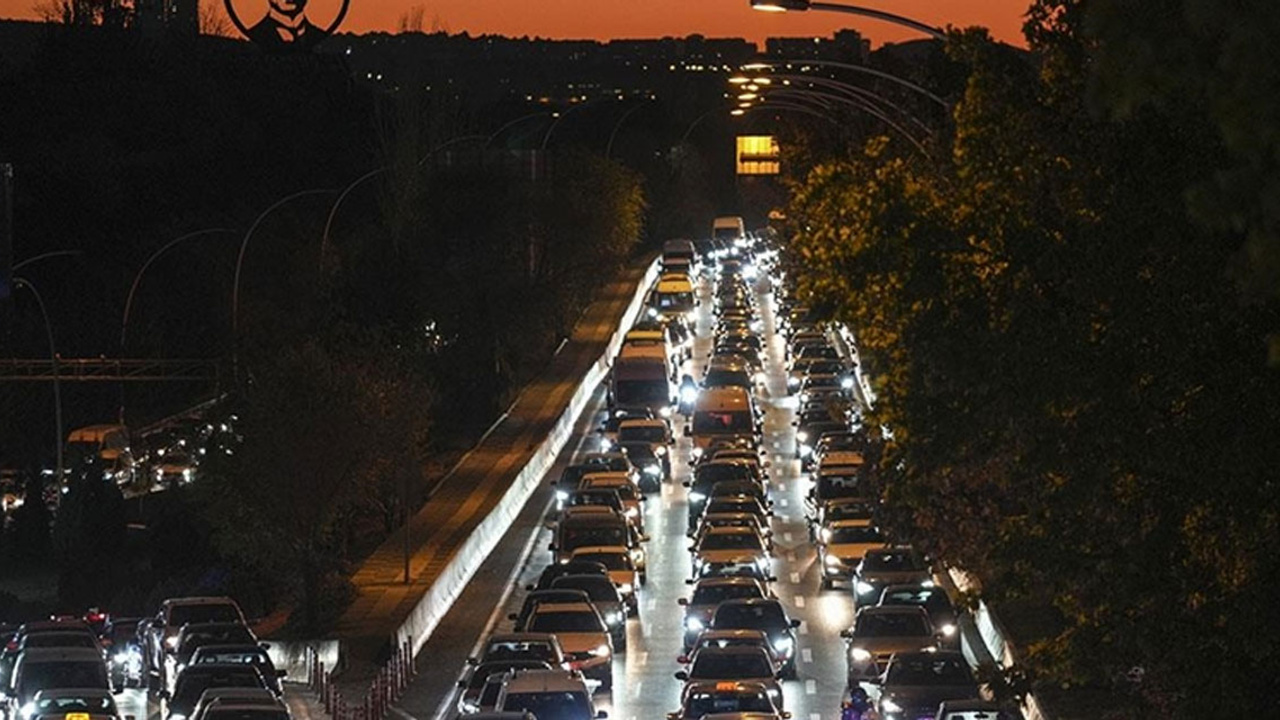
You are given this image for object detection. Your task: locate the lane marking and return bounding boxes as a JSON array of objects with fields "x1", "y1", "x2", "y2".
[
  {"x1": 795, "y1": 596, "x2": 806, "y2": 608},
  {"x1": 786, "y1": 551, "x2": 796, "y2": 562},
  {"x1": 783, "y1": 532, "x2": 793, "y2": 543},
  {"x1": 778, "y1": 482, "x2": 786, "y2": 492},
  {"x1": 632, "y1": 680, "x2": 643, "y2": 698},
  {"x1": 638, "y1": 651, "x2": 648, "y2": 667},
  {"x1": 802, "y1": 648, "x2": 813, "y2": 664},
  {"x1": 805, "y1": 680, "x2": 817, "y2": 695},
  {"x1": 646, "y1": 598, "x2": 657, "y2": 611},
  {"x1": 811, "y1": 714, "x2": 822, "y2": 720},
  {"x1": 790, "y1": 572, "x2": 801, "y2": 584},
  {"x1": 779, "y1": 498, "x2": 789, "y2": 508},
  {"x1": 799, "y1": 621, "x2": 809, "y2": 636}
]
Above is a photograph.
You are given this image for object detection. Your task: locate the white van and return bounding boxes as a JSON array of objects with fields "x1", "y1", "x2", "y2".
[
  {"x1": 651, "y1": 274, "x2": 697, "y2": 322},
  {"x1": 64, "y1": 424, "x2": 134, "y2": 484}
]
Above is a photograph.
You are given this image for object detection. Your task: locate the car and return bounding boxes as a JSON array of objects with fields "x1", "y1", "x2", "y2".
[
  {"x1": 563, "y1": 487, "x2": 627, "y2": 519},
  {"x1": 552, "y1": 464, "x2": 607, "y2": 511},
  {"x1": 702, "y1": 361, "x2": 755, "y2": 392},
  {"x1": 597, "y1": 410, "x2": 655, "y2": 447},
  {"x1": 187, "y1": 645, "x2": 285, "y2": 695},
  {"x1": 567, "y1": 545, "x2": 642, "y2": 613},
  {"x1": 854, "y1": 548, "x2": 933, "y2": 606},
  {"x1": 551, "y1": 508, "x2": 647, "y2": 575},
  {"x1": 455, "y1": 660, "x2": 553, "y2": 715},
  {"x1": 26, "y1": 689, "x2": 122, "y2": 720},
  {"x1": 805, "y1": 465, "x2": 872, "y2": 528},
  {"x1": 690, "y1": 513, "x2": 773, "y2": 551},
  {"x1": 469, "y1": 634, "x2": 567, "y2": 669},
  {"x1": 615, "y1": 441, "x2": 666, "y2": 490},
  {"x1": 167, "y1": 624, "x2": 257, "y2": 694},
  {"x1": 494, "y1": 669, "x2": 605, "y2": 720},
  {"x1": 686, "y1": 460, "x2": 763, "y2": 530},
  {"x1": 877, "y1": 585, "x2": 962, "y2": 650},
  {"x1": 690, "y1": 527, "x2": 771, "y2": 582},
  {"x1": 839, "y1": 606, "x2": 940, "y2": 683},
  {"x1": 699, "y1": 495, "x2": 773, "y2": 531},
  {"x1": 148, "y1": 598, "x2": 247, "y2": 688},
  {"x1": 549, "y1": 574, "x2": 630, "y2": 637},
  {"x1": 616, "y1": 419, "x2": 673, "y2": 452},
  {"x1": 15, "y1": 632, "x2": 100, "y2": 652},
  {"x1": 817, "y1": 520, "x2": 887, "y2": 589},
  {"x1": 5, "y1": 648, "x2": 111, "y2": 720},
  {"x1": 877, "y1": 651, "x2": 980, "y2": 720},
  {"x1": 668, "y1": 680, "x2": 788, "y2": 720},
  {"x1": 189, "y1": 688, "x2": 284, "y2": 720},
  {"x1": 794, "y1": 419, "x2": 846, "y2": 461},
  {"x1": 678, "y1": 577, "x2": 771, "y2": 650},
  {"x1": 522, "y1": 603, "x2": 613, "y2": 686},
  {"x1": 674, "y1": 647, "x2": 783, "y2": 710},
  {"x1": 706, "y1": 599, "x2": 800, "y2": 678},
  {"x1": 163, "y1": 663, "x2": 268, "y2": 720},
  {"x1": 932, "y1": 699, "x2": 1021, "y2": 720},
  {"x1": 578, "y1": 474, "x2": 646, "y2": 529}
]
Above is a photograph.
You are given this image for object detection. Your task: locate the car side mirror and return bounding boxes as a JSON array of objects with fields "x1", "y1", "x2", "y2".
[
  {"x1": 790, "y1": 619, "x2": 802, "y2": 628},
  {"x1": 456, "y1": 679, "x2": 466, "y2": 688},
  {"x1": 839, "y1": 629, "x2": 853, "y2": 639},
  {"x1": 641, "y1": 535, "x2": 651, "y2": 543},
  {"x1": 548, "y1": 543, "x2": 557, "y2": 552},
  {"x1": 524, "y1": 584, "x2": 536, "y2": 591},
  {"x1": 674, "y1": 671, "x2": 689, "y2": 681},
  {"x1": 681, "y1": 481, "x2": 691, "y2": 488},
  {"x1": 596, "y1": 712, "x2": 608, "y2": 719},
  {"x1": 508, "y1": 613, "x2": 519, "y2": 621},
  {"x1": 677, "y1": 655, "x2": 690, "y2": 664},
  {"x1": 677, "y1": 598, "x2": 688, "y2": 606},
  {"x1": 158, "y1": 690, "x2": 170, "y2": 700}
]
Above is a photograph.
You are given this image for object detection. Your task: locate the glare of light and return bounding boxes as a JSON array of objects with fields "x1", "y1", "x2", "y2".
[
  {"x1": 729, "y1": 76, "x2": 751, "y2": 85},
  {"x1": 753, "y1": 3, "x2": 789, "y2": 11},
  {"x1": 743, "y1": 63, "x2": 771, "y2": 71},
  {"x1": 738, "y1": 93, "x2": 759, "y2": 101},
  {"x1": 754, "y1": 78, "x2": 773, "y2": 85}
]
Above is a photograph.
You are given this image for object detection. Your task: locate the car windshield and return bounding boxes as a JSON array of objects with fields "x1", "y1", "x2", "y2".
[
  {"x1": 816, "y1": 474, "x2": 863, "y2": 501},
  {"x1": 881, "y1": 588, "x2": 952, "y2": 614},
  {"x1": 170, "y1": 604, "x2": 240, "y2": 626},
  {"x1": 24, "y1": 633, "x2": 96, "y2": 649},
  {"x1": 568, "y1": 492, "x2": 620, "y2": 509},
  {"x1": 582, "y1": 456, "x2": 629, "y2": 471},
  {"x1": 696, "y1": 636, "x2": 767, "y2": 652},
  {"x1": 693, "y1": 411, "x2": 754, "y2": 434},
  {"x1": 35, "y1": 695, "x2": 115, "y2": 712},
  {"x1": 864, "y1": 551, "x2": 927, "y2": 572},
  {"x1": 703, "y1": 369, "x2": 751, "y2": 388},
  {"x1": 685, "y1": 690, "x2": 775, "y2": 716},
  {"x1": 706, "y1": 499, "x2": 763, "y2": 516},
  {"x1": 203, "y1": 710, "x2": 289, "y2": 720},
  {"x1": 690, "y1": 652, "x2": 773, "y2": 679},
  {"x1": 562, "y1": 525, "x2": 627, "y2": 549},
  {"x1": 619, "y1": 443, "x2": 656, "y2": 460},
  {"x1": 807, "y1": 360, "x2": 844, "y2": 374},
  {"x1": 855, "y1": 613, "x2": 932, "y2": 637},
  {"x1": 615, "y1": 380, "x2": 670, "y2": 404},
  {"x1": 467, "y1": 662, "x2": 549, "y2": 689},
  {"x1": 886, "y1": 656, "x2": 974, "y2": 686},
  {"x1": 195, "y1": 651, "x2": 270, "y2": 665},
  {"x1": 696, "y1": 465, "x2": 752, "y2": 485},
  {"x1": 553, "y1": 578, "x2": 618, "y2": 602},
  {"x1": 529, "y1": 612, "x2": 604, "y2": 633},
  {"x1": 483, "y1": 642, "x2": 555, "y2": 662},
  {"x1": 503, "y1": 691, "x2": 592, "y2": 720},
  {"x1": 572, "y1": 552, "x2": 632, "y2": 571},
  {"x1": 108, "y1": 624, "x2": 138, "y2": 642},
  {"x1": 618, "y1": 425, "x2": 667, "y2": 444},
  {"x1": 713, "y1": 603, "x2": 787, "y2": 630},
  {"x1": 700, "y1": 533, "x2": 764, "y2": 552},
  {"x1": 18, "y1": 662, "x2": 107, "y2": 697},
  {"x1": 657, "y1": 292, "x2": 694, "y2": 309},
  {"x1": 828, "y1": 502, "x2": 875, "y2": 521},
  {"x1": 691, "y1": 584, "x2": 764, "y2": 605},
  {"x1": 798, "y1": 345, "x2": 839, "y2": 359},
  {"x1": 830, "y1": 526, "x2": 883, "y2": 544}
]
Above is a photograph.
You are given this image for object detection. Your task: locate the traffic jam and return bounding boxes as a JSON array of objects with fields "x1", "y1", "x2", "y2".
[
  {"x1": 451, "y1": 223, "x2": 1009, "y2": 720},
  {"x1": 0, "y1": 598, "x2": 289, "y2": 720}
]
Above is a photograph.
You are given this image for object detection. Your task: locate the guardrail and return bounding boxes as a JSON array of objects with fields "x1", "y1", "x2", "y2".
[{"x1": 949, "y1": 569, "x2": 1047, "y2": 720}]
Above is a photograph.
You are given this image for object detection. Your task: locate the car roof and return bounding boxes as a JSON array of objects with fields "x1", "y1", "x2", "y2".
[
  {"x1": 569, "y1": 545, "x2": 630, "y2": 556},
  {"x1": 530, "y1": 603, "x2": 597, "y2": 615},
  {"x1": 500, "y1": 668, "x2": 588, "y2": 693},
  {"x1": 31, "y1": 688, "x2": 113, "y2": 700},
  {"x1": 15, "y1": 648, "x2": 106, "y2": 662},
  {"x1": 856, "y1": 605, "x2": 931, "y2": 619},
  {"x1": 486, "y1": 633, "x2": 558, "y2": 644}
]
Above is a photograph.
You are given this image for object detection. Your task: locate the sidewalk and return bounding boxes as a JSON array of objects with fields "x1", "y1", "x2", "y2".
[{"x1": 333, "y1": 262, "x2": 649, "y2": 680}]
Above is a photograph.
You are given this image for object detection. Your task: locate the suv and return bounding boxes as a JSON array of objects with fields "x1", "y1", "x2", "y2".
[{"x1": 147, "y1": 599, "x2": 247, "y2": 690}]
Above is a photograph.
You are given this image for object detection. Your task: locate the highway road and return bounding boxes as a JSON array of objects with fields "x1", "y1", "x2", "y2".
[{"x1": 394, "y1": 263, "x2": 861, "y2": 720}]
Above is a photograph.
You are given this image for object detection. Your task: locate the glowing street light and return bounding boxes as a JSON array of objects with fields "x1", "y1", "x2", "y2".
[{"x1": 748, "y1": 0, "x2": 946, "y2": 40}]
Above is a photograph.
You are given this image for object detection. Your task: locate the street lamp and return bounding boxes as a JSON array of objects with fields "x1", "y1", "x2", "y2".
[
  {"x1": 759, "y1": 87, "x2": 931, "y2": 157},
  {"x1": 605, "y1": 99, "x2": 655, "y2": 160},
  {"x1": 13, "y1": 276, "x2": 63, "y2": 488},
  {"x1": 743, "y1": 60, "x2": 949, "y2": 109},
  {"x1": 749, "y1": 0, "x2": 946, "y2": 41},
  {"x1": 759, "y1": 73, "x2": 934, "y2": 137}
]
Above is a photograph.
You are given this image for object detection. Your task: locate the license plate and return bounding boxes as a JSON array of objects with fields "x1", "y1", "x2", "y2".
[{"x1": 66, "y1": 713, "x2": 90, "y2": 720}]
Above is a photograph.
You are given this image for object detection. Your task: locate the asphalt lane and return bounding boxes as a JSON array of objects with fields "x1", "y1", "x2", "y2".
[{"x1": 408, "y1": 265, "x2": 859, "y2": 720}]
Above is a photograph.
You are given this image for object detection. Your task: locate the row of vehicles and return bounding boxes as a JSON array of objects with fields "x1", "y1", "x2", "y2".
[{"x1": 1, "y1": 597, "x2": 289, "y2": 720}]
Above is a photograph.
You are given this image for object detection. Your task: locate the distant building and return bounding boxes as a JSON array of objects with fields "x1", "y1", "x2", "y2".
[
  {"x1": 135, "y1": 0, "x2": 197, "y2": 39},
  {"x1": 765, "y1": 30, "x2": 869, "y2": 64}
]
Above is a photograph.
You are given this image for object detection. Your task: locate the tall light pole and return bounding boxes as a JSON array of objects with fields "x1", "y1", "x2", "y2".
[
  {"x1": 541, "y1": 99, "x2": 601, "y2": 151},
  {"x1": 749, "y1": 0, "x2": 946, "y2": 41},
  {"x1": 749, "y1": 73, "x2": 935, "y2": 137},
  {"x1": 13, "y1": 250, "x2": 85, "y2": 273},
  {"x1": 757, "y1": 87, "x2": 932, "y2": 157},
  {"x1": 743, "y1": 60, "x2": 950, "y2": 110},
  {"x1": 319, "y1": 134, "x2": 489, "y2": 272},
  {"x1": 14, "y1": 276, "x2": 63, "y2": 487},
  {"x1": 231, "y1": 188, "x2": 335, "y2": 380},
  {"x1": 482, "y1": 111, "x2": 553, "y2": 151},
  {"x1": 605, "y1": 99, "x2": 654, "y2": 160},
  {"x1": 733, "y1": 103, "x2": 840, "y2": 124}
]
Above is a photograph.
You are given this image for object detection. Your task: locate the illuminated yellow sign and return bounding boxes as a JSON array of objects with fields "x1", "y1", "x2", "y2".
[{"x1": 736, "y1": 135, "x2": 780, "y2": 176}]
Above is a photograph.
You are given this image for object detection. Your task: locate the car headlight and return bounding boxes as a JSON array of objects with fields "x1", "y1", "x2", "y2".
[
  {"x1": 681, "y1": 387, "x2": 699, "y2": 404},
  {"x1": 921, "y1": 578, "x2": 935, "y2": 588},
  {"x1": 600, "y1": 438, "x2": 613, "y2": 451},
  {"x1": 591, "y1": 644, "x2": 611, "y2": 657},
  {"x1": 855, "y1": 580, "x2": 876, "y2": 595},
  {"x1": 165, "y1": 635, "x2": 179, "y2": 650},
  {"x1": 850, "y1": 647, "x2": 872, "y2": 663},
  {"x1": 787, "y1": 376, "x2": 800, "y2": 387},
  {"x1": 654, "y1": 445, "x2": 667, "y2": 457},
  {"x1": 820, "y1": 528, "x2": 833, "y2": 543},
  {"x1": 795, "y1": 431, "x2": 809, "y2": 443},
  {"x1": 823, "y1": 553, "x2": 841, "y2": 567},
  {"x1": 618, "y1": 583, "x2": 634, "y2": 594},
  {"x1": 799, "y1": 392, "x2": 810, "y2": 404},
  {"x1": 644, "y1": 464, "x2": 662, "y2": 476},
  {"x1": 685, "y1": 617, "x2": 704, "y2": 632},
  {"x1": 182, "y1": 468, "x2": 193, "y2": 480},
  {"x1": 756, "y1": 557, "x2": 771, "y2": 571},
  {"x1": 659, "y1": 405, "x2": 673, "y2": 418},
  {"x1": 799, "y1": 444, "x2": 813, "y2": 458},
  {"x1": 691, "y1": 447, "x2": 704, "y2": 460},
  {"x1": 841, "y1": 377, "x2": 855, "y2": 389},
  {"x1": 625, "y1": 507, "x2": 639, "y2": 518},
  {"x1": 555, "y1": 490, "x2": 569, "y2": 502},
  {"x1": 20, "y1": 702, "x2": 35, "y2": 720},
  {"x1": 880, "y1": 698, "x2": 902, "y2": 713},
  {"x1": 606, "y1": 612, "x2": 623, "y2": 626},
  {"x1": 773, "y1": 636, "x2": 793, "y2": 653},
  {"x1": 688, "y1": 492, "x2": 706, "y2": 502},
  {"x1": 154, "y1": 467, "x2": 163, "y2": 478},
  {"x1": 940, "y1": 623, "x2": 957, "y2": 637}
]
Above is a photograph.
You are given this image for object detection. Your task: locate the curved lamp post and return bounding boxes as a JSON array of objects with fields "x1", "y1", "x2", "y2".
[
  {"x1": 483, "y1": 111, "x2": 554, "y2": 151},
  {"x1": 13, "y1": 250, "x2": 85, "y2": 273},
  {"x1": 121, "y1": 228, "x2": 238, "y2": 352},
  {"x1": 733, "y1": 102, "x2": 840, "y2": 124},
  {"x1": 605, "y1": 99, "x2": 655, "y2": 160},
  {"x1": 753, "y1": 73, "x2": 935, "y2": 138},
  {"x1": 14, "y1": 276, "x2": 63, "y2": 486},
  {"x1": 749, "y1": 0, "x2": 945, "y2": 41},
  {"x1": 760, "y1": 87, "x2": 931, "y2": 157},
  {"x1": 743, "y1": 59, "x2": 949, "y2": 110}
]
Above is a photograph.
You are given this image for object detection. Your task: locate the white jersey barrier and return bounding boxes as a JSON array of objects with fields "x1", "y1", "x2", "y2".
[{"x1": 395, "y1": 257, "x2": 662, "y2": 656}]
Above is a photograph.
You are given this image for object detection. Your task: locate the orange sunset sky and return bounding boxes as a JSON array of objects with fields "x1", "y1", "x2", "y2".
[{"x1": 0, "y1": 0, "x2": 1031, "y2": 47}]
